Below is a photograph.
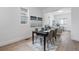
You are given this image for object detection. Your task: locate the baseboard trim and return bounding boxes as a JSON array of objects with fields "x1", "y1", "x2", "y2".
[
  {"x1": 71, "y1": 38, "x2": 79, "y2": 42},
  {"x1": 0, "y1": 35, "x2": 31, "y2": 47}
]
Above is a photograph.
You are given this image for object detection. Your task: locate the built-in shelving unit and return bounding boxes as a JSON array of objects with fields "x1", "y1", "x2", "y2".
[{"x1": 30, "y1": 16, "x2": 43, "y2": 27}]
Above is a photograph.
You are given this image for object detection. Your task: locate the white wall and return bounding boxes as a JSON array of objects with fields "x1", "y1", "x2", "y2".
[
  {"x1": 0, "y1": 7, "x2": 43, "y2": 46},
  {"x1": 71, "y1": 8, "x2": 79, "y2": 41},
  {"x1": 29, "y1": 7, "x2": 43, "y2": 17},
  {"x1": 54, "y1": 13, "x2": 71, "y2": 31}
]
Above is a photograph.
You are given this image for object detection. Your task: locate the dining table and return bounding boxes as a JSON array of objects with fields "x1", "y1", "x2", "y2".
[{"x1": 32, "y1": 29, "x2": 55, "y2": 51}]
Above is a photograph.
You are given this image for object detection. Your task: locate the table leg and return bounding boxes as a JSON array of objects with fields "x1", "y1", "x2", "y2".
[
  {"x1": 44, "y1": 36, "x2": 46, "y2": 51},
  {"x1": 32, "y1": 32, "x2": 34, "y2": 44}
]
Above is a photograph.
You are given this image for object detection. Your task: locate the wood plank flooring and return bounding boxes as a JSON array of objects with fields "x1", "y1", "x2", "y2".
[{"x1": 0, "y1": 31, "x2": 79, "y2": 51}]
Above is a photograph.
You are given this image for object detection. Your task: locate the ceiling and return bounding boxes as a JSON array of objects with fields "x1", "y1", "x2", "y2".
[
  {"x1": 38, "y1": 7, "x2": 64, "y2": 13},
  {"x1": 39, "y1": 7, "x2": 62, "y2": 10},
  {"x1": 38, "y1": 7, "x2": 71, "y2": 13}
]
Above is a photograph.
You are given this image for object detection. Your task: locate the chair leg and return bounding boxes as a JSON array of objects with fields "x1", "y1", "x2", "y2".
[
  {"x1": 47, "y1": 40, "x2": 50, "y2": 50},
  {"x1": 50, "y1": 38, "x2": 55, "y2": 46},
  {"x1": 40, "y1": 38, "x2": 42, "y2": 45},
  {"x1": 55, "y1": 36, "x2": 57, "y2": 41}
]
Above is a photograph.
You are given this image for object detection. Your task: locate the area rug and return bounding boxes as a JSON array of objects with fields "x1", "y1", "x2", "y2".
[{"x1": 28, "y1": 38, "x2": 60, "y2": 51}]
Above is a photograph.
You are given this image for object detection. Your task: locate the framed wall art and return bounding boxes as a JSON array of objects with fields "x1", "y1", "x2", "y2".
[{"x1": 20, "y1": 7, "x2": 28, "y2": 24}]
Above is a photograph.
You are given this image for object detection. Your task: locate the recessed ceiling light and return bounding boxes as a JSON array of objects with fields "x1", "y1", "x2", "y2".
[{"x1": 57, "y1": 10, "x2": 64, "y2": 13}]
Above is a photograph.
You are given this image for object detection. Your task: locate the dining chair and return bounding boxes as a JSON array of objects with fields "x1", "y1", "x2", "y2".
[
  {"x1": 33, "y1": 28, "x2": 39, "y2": 43},
  {"x1": 34, "y1": 28, "x2": 44, "y2": 45},
  {"x1": 47, "y1": 29, "x2": 61, "y2": 50},
  {"x1": 53, "y1": 28, "x2": 62, "y2": 46},
  {"x1": 53, "y1": 29, "x2": 58, "y2": 41},
  {"x1": 56, "y1": 27, "x2": 62, "y2": 41},
  {"x1": 46, "y1": 30, "x2": 55, "y2": 50}
]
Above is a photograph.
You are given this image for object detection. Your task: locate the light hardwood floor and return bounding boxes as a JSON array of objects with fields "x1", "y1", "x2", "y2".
[{"x1": 0, "y1": 31, "x2": 79, "y2": 51}]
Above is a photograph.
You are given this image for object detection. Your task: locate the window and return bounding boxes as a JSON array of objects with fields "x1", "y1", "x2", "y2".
[{"x1": 60, "y1": 19, "x2": 64, "y2": 25}]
